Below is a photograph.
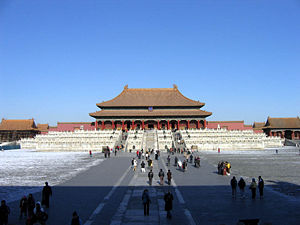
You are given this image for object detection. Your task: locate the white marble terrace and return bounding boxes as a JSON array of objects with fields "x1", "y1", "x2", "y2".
[
  {"x1": 20, "y1": 130, "x2": 122, "y2": 151},
  {"x1": 180, "y1": 128, "x2": 283, "y2": 150},
  {"x1": 20, "y1": 128, "x2": 283, "y2": 152}
]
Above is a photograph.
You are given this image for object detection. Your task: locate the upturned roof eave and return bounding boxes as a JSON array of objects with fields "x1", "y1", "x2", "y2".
[
  {"x1": 89, "y1": 111, "x2": 212, "y2": 118},
  {"x1": 95, "y1": 86, "x2": 205, "y2": 108}
]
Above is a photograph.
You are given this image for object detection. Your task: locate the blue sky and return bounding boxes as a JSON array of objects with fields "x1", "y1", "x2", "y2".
[{"x1": 0, "y1": 0, "x2": 299, "y2": 126}]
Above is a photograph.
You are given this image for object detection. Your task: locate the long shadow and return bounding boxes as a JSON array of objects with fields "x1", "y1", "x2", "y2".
[{"x1": 3, "y1": 182, "x2": 300, "y2": 225}]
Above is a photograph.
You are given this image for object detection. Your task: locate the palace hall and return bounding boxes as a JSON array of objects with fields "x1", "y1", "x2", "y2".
[{"x1": 89, "y1": 85, "x2": 212, "y2": 131}]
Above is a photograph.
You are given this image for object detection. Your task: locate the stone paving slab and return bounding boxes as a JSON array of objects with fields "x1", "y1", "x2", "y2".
[
  {"x1": 5, "y1": 151, "x2": 300, "y2": 225},
  {"x1": 159, "y1": 152, "x2": 300, "y2": 225}
]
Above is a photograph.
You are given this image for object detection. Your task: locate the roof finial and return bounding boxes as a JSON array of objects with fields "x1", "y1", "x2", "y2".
[
  {"x1": 124, "y1": 84, "x2": 128, "y2": 90},
  {"x1": 173, "y1": 84, "x2": 178, "y2": 89}
]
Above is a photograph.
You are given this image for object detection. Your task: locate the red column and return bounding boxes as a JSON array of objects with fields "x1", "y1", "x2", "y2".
[
  {"x1": 157, "y1": 120, "x2": 160, "y2": 130},
  {"x1": 132, "y1": 120, "x2": 135, "y2": 130},
  {"x1": 291, "y1": 131, "x2": 295, "y2": 139},
  {"x1": 122, "y1": 120, "x2": 125, "y2": 130},
  {"x1": 112, "y1": 120, "x2": 115, "y2": 129},
  {"x1": 167, "y1": 120, "x2": 170, "y2": 130},
  {"x1": 282, "y1": 131, "x2": 285, "y2": 138},
  {"x1": 187, "y1": 120, "x2": 190, "y2": 129},
  {"x1": 142, "y1": 120, "x2": 145, "y2": 130},
  {"x1": 177, "y1": 120, "x2": 180, "y2": 130},
  {"x1": 269, "y1": 131, "x2": 272, "y2": 136},
  {"x1": 95, "y1": 120, "x2": 98, "y2": 130},
  {"x1": 102, "y1": 121, "x2": 105, "y2": 130},
  {"x1": 197, "y1": 120, "x2": 200, "y2": 129},
  {"x1": 204, "y1": 120, "x2": 207, "y2": 128}
]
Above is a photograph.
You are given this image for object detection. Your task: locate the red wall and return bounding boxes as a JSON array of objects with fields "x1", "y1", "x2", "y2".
[
  {"x1": 49, "y1": 122, "x2": 95, "y2": 132},
  {"x1": 207, "y1": 121, "x2": 253, "y2": 131}
]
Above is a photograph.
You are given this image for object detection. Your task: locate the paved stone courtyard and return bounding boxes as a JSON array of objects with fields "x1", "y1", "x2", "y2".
[{"x1": 5, "y1": 148, "x2": 300, "y2": 225}]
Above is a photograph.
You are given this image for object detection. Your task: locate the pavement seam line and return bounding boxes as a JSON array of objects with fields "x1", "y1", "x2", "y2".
[
  {"x1": 84, "y1": 164, "x2": 132, "y2": 225},
  {"x1": 161, "y1": 156, "x2": 196, "y2": 225}
]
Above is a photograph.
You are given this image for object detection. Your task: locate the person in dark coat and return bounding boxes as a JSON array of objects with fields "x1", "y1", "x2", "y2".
[
  {"x1": 27, "y1": 194, "x2": 35, "y2": 218},
  {"x1": 238, "y1": 177, "x2": 246, "y2": 199},
  {"x1": 189, "y1": 154, "x2": 193, "y2": 163},
  {"x1": 174, "y1": 156, "x2": 178, "y2": 166},
  {"x1": 158, "y1": 169, "x2": 164, "y2": 185},
  {"x1": 148, "y1": 170, "x2": 154, "y2": 186},
  {"x1": 19, "y1": 195, "x2": 28, "y2": 218},
  {"x1": 164, "y1": 191, "x2": 173, "y2": 219},
  {"x1": 0, "y1": 200, "x2": 10, "y2": 225},
  {"x1": 230, "y1": 176, "x2": 237, "y2": 199},
  {"x1": 167, "y1": 155, "x2": 171, "y2": 166},
  {"x1": 258, "y1": 176, "x2": 264, "y2": 199},
  {"x1": 167, "y1": 170, "x2": 172, "y2": 185},
  {"x1": 70, "y1": 211, "x2": 82, "y2": 225},
  {"x1": 249, "y1": 178, "x2": 257, "y2": 199},
  {"x1": 142, "y1": 189, "x2": 151, "y2": 216},
  {"x1": 42, "y1": 182, "x2": 52, "y2": 208}
]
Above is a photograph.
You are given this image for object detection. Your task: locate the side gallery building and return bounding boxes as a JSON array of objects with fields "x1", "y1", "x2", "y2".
[{"x1": 90, "y1": 85, "x2": 212, "y2": 130}]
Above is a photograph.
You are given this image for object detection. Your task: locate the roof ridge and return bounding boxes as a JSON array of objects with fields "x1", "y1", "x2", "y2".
[{"x1": 128, "y1": 88, "x2": 174, "y2": 91}]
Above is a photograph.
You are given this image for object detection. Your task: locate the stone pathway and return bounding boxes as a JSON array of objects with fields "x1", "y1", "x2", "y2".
[{"x1": 109, "y1": 156, "x2": 172, "y2": 225}]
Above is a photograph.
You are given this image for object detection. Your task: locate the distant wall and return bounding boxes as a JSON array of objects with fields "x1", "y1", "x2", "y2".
[
  {"x1": 48, "y1": 122, "x2": 95, "y2": 132},
  {"x1": 207, "y1": 121, "x2": 253, "y2": 131}
]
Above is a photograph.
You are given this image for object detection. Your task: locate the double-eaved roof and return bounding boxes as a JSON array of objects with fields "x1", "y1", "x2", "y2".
[
  {"x1": 90, "y1": 85, "x2": 212, "y2": 118},
  {"x1": 96, "y1": 85, "x2": 204, "y2": 108}
]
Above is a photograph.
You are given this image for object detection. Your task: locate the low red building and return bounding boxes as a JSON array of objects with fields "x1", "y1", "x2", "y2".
[
  {"x1": 0, "y1": 119, "x2": 40, "y2": 142},
  {"x1": 37, "y1": 124, "x2": 49, "y2": 134},
  {"x1": 206, "y1": 121, "x2": 254, "y2": 131},
  {"x1": 48, "y1": 122, "x2": 94, "y2": 132},
  {"x1": 262, "y1": 117, "x2": 300, "y2": 140}
]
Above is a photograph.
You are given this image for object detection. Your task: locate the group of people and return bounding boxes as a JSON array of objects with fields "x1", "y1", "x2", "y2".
[
  {"x1": 0, "y1": 182, "x2": 52, "y2": 225},
  {"x1": 218, "y1": 161, "x2": 231, "y2": 175},
  {"x1": 1, "y1": 182, "x2": 83, "y2": 225},
  {"x1": 230, "y1": 176, "x2": 265, "y2": 200}
]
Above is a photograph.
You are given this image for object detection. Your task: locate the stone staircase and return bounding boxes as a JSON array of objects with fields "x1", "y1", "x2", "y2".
[{"x1": 143, "y1": 130, "x2": 158, "y2": 151}]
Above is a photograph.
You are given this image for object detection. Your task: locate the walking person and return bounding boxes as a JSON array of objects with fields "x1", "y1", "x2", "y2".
[
  {"x1": 27, "y1": 193, "x2": 35, "y2": 219},
  {"x1": 167, "y1": 170, "x2": 172, "y2": 185},
  {"x1": 182, "y1": 160, "x2": 187, "y2": 172},
  {"x1": 238, "y1": 177, "x2": 246, "y2": 199},
  {"x1": 19, "y1": 195, "x2": 28, "y2": 219},
  {"x1": 158, "y1": 169, "x2": 165, "y2": 185},
  {"x1": 32, "y1": 202, "x2": 48, "y2": 225},
  {"x1": 258, "y1": 176, "x2": 264, "y2": 199},
  {"x1": 0, "y1": 200, "x2": 10, "y2": 225},
  {"x1": 164, "y1": 191, "x2": 174, "y2": 219},
  {"x1": 70, "y1": 211, "x2": 82, "y2": 225},
  {"x1": 189, "y1": 154, "x2": 193, "y2": 163},
  {"x1": 167, "y1": 155, "x2": 171, "y2": 166},
  {"x1": 142, "y1": 189, "x2": 151, "y2": 216},
  {"x1": 42, "y1": 182, "x2": 52, "y2": 208},
  {"x1": 141, "y1": 161, "x2": 146, "y2": 173},
  {"x1": 148, "y1": 170, "x2": 153, "y2": 186},
  {"x1": 174, "y1": 156, "x2": 178, "y2": 166},
  {"x1": 249, "y1": 178, "x2": 257, "y2": 199},
  {"x1": 133, "y1": 159, "x2": 137, "y2": 172},
  {"x1": 230, "y1": 176, "x2": 237, "y2": 199}
]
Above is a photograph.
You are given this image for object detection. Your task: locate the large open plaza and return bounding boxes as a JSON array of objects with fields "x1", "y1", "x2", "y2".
[
  {"x1": 2, "y1": 146, "x2": 300, "y2": 225},
  {"x1": 1, "y1": 1, "x2": 300, "y2": 225}
]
